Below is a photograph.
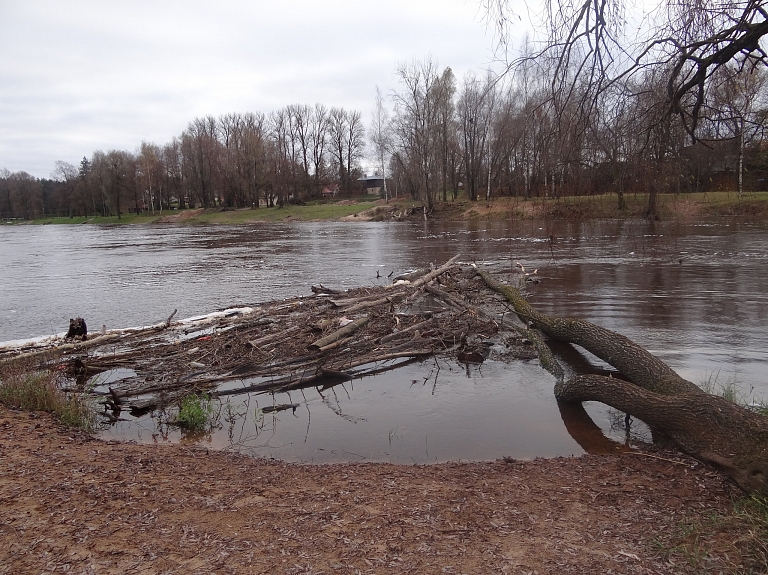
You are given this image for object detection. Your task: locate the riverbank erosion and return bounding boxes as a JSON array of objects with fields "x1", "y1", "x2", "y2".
[{"x1": 2, "y1": 405, "x2": 766, "y2": 575}]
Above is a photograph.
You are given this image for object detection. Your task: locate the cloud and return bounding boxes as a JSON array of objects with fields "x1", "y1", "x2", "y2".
[{"x1": 0, "y1": 0, "x2": 503, "y2": 177}]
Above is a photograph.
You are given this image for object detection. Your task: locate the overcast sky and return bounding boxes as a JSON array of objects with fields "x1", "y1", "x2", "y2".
[{"x1": 0, "y1": 0, "x2": 523, "y2": 178}]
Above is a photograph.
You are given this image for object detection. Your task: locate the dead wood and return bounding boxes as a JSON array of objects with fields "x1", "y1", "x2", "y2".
[
  {"x1": 310, "y1": 284, "x2": 345, "y2": 295},
  {"x1": 4, "y1": 257, "x2": 539, "y2": 455},
  {"x1": 378, "y1": 318, "x2": 435, "y2": 343},
  {"x1": 342, "y1": 293, "x2": 406, "y2": 314},
  {"x1": 408, "y1": 255, "x2": 461, "y2": 289},
  {"x1": 477, "y1": 267, "x2": 768, "y2": 495},
  {"x1": 66, "y1": 318, "x2": 88, "y2": 340},
  {"x1": 316, "y1": 336, "x2": 353, "y2": 352},
  {"x1": 261, "y1": 403, "x2": 299, "y2": 414},
  {"x1": 1, "y1": 334, "x2": 123, "y2": 365},
  {"x1": 308, "y1": 316, "x2": 370, "y2": 351},
  {"x1": 165, "y1": 309, "x2": 178, "y2": 328},
  {"x1": 248, "y1": 325, "x2": 303, "y2": 349},
  {"x1": 392, "y1": 268, "x2": 430, "y2": 283},
  {"x1": 329, "y1": 290, "x2": 403, "y2": 307}
]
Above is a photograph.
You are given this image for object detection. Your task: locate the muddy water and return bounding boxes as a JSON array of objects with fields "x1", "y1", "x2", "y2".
[{"x1": 2, "y1": 218, "x2": 767, "y2": 462}]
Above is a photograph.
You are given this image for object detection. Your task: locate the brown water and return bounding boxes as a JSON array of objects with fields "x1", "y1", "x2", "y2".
[{"x1": 2, "y1": 218, "x2": 766, "y2": 462}]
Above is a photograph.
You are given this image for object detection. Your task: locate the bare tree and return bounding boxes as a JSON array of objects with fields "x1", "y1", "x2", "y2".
[
  {"x1": 163, "y1": 138, "x2": 186, "y2": 210},
  {"x1": 435, "y1": 67, "x2": 457, "y2": 201},
  {"x1": 487, "y1": 0, "x2": 768, "y2": 138},
  {"x1": 269, "y1": 107, "x2": 298, "y2": 206},
  {"x1": 370, "y1": 87, "x2": 392, "y2": 201},
  {"x1": 287, "y1": 103, "x2": 312, "y2": 198},
  {"x1": 137, "y1": 142, "x2": 163, "y2": 213},
  {"x1": 707, "y1": 63, "x2": 768, "y2": 195},
  {"x1": 309, "y1": 104, "x2": 330, "y2": 195},
  {"x1": 458, "y1": 72, "x2": 497, "y2": 201},
  {"x1": 52, "y1": 161, "x2": 79, "y2": 217},
  {"x1": 345, "y1": 110, "x2": 366, "y2": 193},
  {"x1": 182, "y1": 117, "x2": 221, "y2": 208},
  {"x1": 328, "y1": 107, "x2": 365, "y2": 195},
  {"x1": 90, "y1": 150, "x2": 134, "y2": 218},
  {"x1": 391, "y1": 58, "x2": 448, "y2": 211},
  {"x1": 2, "y1": 171, "x2": 43, "y2": 220}
]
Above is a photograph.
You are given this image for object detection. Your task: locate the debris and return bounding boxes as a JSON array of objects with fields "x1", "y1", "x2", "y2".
[{"x1": 1, "y1": 256, "x2": 537, "y2": 419}]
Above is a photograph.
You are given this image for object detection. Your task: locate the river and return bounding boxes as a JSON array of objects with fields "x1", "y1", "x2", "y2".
[{"x1": 2, "y1": 218, "x2": 767, "y2": 462}]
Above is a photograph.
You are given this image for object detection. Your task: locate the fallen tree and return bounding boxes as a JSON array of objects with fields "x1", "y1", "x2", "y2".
[{"x1": 477, "y1": 268, "x2": 768, "y2": 496}]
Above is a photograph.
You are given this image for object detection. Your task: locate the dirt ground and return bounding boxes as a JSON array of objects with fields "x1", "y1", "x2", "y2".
[{"x1": 1, "y1": 406, "x2": 762, "y2": 575}]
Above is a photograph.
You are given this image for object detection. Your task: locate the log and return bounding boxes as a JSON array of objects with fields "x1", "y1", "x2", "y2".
[
  {"x1": 66, "y1": 317, "x2": 88, "y2": 340},
  {"x1": 261, "y1": 403, "x2": 299, "y2": 414},
  {"x1": 165, "y1": 309, "x2": 178, "y2": 328},
  {"x1": 378, "y1": 318, "x2": 434, "y2": 343},
  {"x1": 308, "y1": 316, "x2": 369, "y2": 351},
  {"x1": 477, "y1": 267, "x2": 768, "y2": 495},
  {"x1": 342, "y1": 293, "x2": 405, "y2": 314},
  {"x1": 311, "y1": 284, "x2": 345, "y2": 295},
  {"x1": 392, "y1": 268, "x2": 430, "y2": 283},
  {"x1": 329, "y1": 290, "x2": 403, "y2": 307},
  {"x1": 409, "y1": 255, "x2": 461, "y2": 289},
  {"x1": 248, "y1": 325, "x2": 302, "y2": 349},
  {"x1": 1, "y1": 333, "x2": 123, "y2": 365}
]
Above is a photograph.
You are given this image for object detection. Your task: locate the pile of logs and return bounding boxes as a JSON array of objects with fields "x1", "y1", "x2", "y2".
[{"x1": 1, "y1": 256, "x2": 534, "y2": 420}]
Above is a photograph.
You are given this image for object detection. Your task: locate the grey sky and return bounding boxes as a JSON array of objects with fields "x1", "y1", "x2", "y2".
[{"x1": 0, "y1": 0, "x2": 508, "y2": 178}]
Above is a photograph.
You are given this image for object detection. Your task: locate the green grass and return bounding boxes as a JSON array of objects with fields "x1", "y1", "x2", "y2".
[
  {"x1": 13, "y1": 190, "x2": 768, "y2": 226},
  {"x1": 697, "y1": 370, "x2": 768, "y2": 414},
  {"x1": 0, "y1": 361, "x2": 95, "y2": 430},
  {"x1": 192, "y1": 202, "x2": 377, "y2": 223},
  {"x1": 658, "y1": 495, "x2": 768, "y2": 573},
  {"x1": 175, "y1": 393, "x2": 216, "y2": 431},
  {"x1": 30, "y1": 213, "x2": 164, "y2": 225}
]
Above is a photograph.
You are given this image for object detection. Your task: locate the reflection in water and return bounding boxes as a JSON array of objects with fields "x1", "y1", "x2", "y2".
[
  {"x1": 99, "y1": 359, "x2": 596, "y2": 463},
  {"x1": 557, "y1": 401, "x2": 626, "y2": 454},
  {"x1": 3, "y1": 218, "x2": 768, "y2": 461}
]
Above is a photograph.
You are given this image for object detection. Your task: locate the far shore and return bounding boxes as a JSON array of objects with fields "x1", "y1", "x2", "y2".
[{"x1": 9, "y1": 190, "x2": 768, "y2": 226}]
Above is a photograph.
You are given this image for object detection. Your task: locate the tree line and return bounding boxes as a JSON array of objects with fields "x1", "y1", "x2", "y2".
[
  {"x1": 2, "y1": 55, "x2": 767, "y2": 220},
  {"x1": 0, "y1": 105, "x2": 366, "y2": 219},
  {"x1": 384, "y1": 56, "x2": 768, "y2": 216}
]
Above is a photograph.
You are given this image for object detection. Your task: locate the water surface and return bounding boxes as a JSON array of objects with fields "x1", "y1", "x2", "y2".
[{"x1": 2, "y1": 218, "x2": 766, "y2": 462}]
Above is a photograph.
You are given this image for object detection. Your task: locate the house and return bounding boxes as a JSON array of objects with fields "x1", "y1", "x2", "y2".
[
  {"x1": 321, "y1": 184, "x2": 339, "y2": 198},
  {"x1": 357, "y1": 174, "x2": 386, "y2": 196}
]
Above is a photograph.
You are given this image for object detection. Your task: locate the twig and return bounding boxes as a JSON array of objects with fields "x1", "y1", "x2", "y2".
[{"x1": 625, "y1": 452, "x2": 692, "y2": 466}]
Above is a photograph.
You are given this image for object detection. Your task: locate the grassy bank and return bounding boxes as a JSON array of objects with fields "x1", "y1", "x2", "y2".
[
  {"x1": 24, "y1": 197, "x2": 381, "y2": 225},
  {"x1": 13, "y1": 190, "x2": 768, "y2": 226},
  {"x1": 0, "y1": 359, "x2": 94, "y2": 430}
]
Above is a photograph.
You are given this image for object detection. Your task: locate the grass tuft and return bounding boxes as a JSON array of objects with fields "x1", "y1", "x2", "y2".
[
  {"x1": 658, "y1": 495, "x2": 768, "y2": 573},
  {"x1": 0, "y1": 360, "x2": 95, "y2": 430},
  {"x1": 175, "y1": 393, "x2": 216, "y2": 431}
]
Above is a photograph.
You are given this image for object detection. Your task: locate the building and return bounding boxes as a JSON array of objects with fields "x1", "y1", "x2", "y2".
[{"x1": 357, "y1": 174, "x2": 386, "y2": 197}]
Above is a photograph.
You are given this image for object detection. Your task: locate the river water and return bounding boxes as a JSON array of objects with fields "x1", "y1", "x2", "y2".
[{"x1": 2, "y1": 218, "x2": 767, "y2": 462}]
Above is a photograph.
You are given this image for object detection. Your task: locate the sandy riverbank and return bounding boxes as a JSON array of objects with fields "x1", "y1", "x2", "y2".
[{"x1": 2, "y1": 406, "x2": 763, "y2": 574}]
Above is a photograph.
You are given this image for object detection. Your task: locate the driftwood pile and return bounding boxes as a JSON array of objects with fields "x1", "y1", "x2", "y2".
[
  {"x1": 3, "y1": 255, "x2": 767, "y2": 495},
  {"x1": 1, "y1": 256, "x2": 536, "y2": 420}
]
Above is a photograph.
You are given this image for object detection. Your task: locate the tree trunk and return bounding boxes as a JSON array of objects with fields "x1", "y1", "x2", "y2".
[{"x1": 477, "y1": 268, "x2": 768, "y2": 495}]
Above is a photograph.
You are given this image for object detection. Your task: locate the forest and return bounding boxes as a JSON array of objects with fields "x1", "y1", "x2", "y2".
[{"x1": 0, "y1": 57, "x2": 768, "y2": 219}]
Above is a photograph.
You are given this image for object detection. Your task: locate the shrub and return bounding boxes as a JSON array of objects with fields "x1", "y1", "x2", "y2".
[{"x1": 175, "y1": 393, "x2": 215, "y2": 431}]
